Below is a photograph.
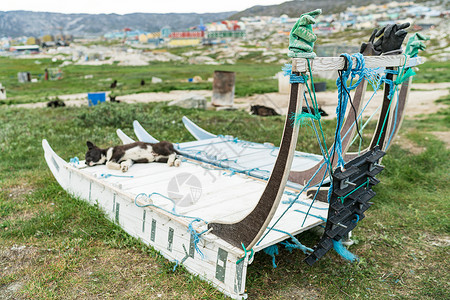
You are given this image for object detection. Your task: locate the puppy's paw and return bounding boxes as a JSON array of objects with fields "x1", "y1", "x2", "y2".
[
  {"x1": 121, "y1": 163, "x2": 129, "y2": 172},
  {"x1": 106, "y1": 161, "x2": 121, "y2": 170},
  {"x1": 167, "y1": 160, "x2": 174, "y2": 167},
  {"x1": 174, "y1": 159, "x2": 181, "y2": 167}
]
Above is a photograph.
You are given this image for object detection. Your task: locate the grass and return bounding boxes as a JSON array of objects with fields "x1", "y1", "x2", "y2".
[
  {"x1": 1, "y1": 51, "x2": 449, "y2": 106},
  {"x1": 0, "y1": 94, "x2": 449, "y2": 299},
  {"x1": 0, "y1": 57, "x2": 280, "y2": 105}
]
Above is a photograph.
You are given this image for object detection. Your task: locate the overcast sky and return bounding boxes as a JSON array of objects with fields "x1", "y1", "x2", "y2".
[{"x1": 2, "y1": 0, "x2": 288, "y2": 14}]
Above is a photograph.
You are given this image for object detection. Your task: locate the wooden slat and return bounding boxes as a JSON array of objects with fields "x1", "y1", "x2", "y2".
[{"x1": 292, "y1": 55, "x2": 425, "y2": 73}]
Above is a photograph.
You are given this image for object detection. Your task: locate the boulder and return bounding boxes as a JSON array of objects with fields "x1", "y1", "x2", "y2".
[
  {"x1": 168, "y1": 94, "x2": 207, "y2": 110},
  {"x1": 151, "y1": 77, "x2": 163, "y2": 83}
]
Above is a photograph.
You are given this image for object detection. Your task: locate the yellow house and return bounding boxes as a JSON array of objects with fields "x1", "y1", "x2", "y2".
[
  {"x1": 26, "y1": 37, "x2": 38, "y2": 45},
  {"x1": 139, "y1": 34, "x2": 148, "y2": 43},
  {"x1": 168, "y1": 39, "x2": 201, "y2": 47},
  {"x1": 41, "y1": 35, "x2": 54, "y2": 42}
]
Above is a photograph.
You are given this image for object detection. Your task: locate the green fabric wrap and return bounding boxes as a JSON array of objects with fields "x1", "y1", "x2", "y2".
[
  {"x1": 288, "y1": 9, "x2": 322, "y2": 58},
  {"x1": 405, "y1": 33, "x2": 429, "y2": 57}
]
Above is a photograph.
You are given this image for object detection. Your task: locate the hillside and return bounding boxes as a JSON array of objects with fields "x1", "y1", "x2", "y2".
[
  {"x1": 0, "y1": 11, "x2": 235, "y2": 37},
  {"x1": 230, "y1": 0, "x2": 415, "y2": 18}
]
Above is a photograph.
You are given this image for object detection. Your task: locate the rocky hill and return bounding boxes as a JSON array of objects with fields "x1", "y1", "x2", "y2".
[
  {"x1": 0, "y1": 11, "x2": 235, "y2": 37},
  {"x1": 230, "y1": 0, "x2": 415, "y2": 19}
]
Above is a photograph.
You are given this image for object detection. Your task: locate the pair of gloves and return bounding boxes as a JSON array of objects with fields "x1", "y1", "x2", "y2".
[
  {"x1": 360, "y1": 23, "x2": 429, "y2": 57},
  {"x1": 288, "y1": 9, "x2": 428, "y2": 58}
]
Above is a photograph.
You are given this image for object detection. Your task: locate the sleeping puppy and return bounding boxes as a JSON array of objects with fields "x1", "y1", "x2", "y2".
[{"x1": 85, "y1": 141, "x2": 181, "y2": 172}]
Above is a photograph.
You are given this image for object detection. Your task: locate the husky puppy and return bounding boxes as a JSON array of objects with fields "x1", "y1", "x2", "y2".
[{"x1": 85, "y1": 141, "x2": 181, "y2": 172}]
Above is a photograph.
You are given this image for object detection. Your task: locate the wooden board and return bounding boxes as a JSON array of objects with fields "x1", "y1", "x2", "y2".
[{"x1": 292, "y1": 55, "x2": 425, "y2": 73}]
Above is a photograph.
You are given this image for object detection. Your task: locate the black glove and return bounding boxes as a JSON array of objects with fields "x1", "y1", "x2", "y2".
[
  {"x1": 360, "y1": 28, "x2": 381, "y2": 55},
  {"x1": 373, "y1": 23, "x2": 410, "y2": 54}
]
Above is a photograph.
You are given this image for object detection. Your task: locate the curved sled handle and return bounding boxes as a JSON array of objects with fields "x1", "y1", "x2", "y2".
[
  {"x1": 116, "y1": 129, "x2": 135, "y2": 144},
  {"x1": 133, "y1": 120, "x2": 160, "y2": 143},
  {"x1": 182, "y1": 116, "x2": 217, "y2": 141},
  {"x1": 208, "y1": 75, "x2": 305, "y2": 250}
]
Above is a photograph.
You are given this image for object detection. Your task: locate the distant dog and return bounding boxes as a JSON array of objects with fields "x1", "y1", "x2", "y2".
[
  {"x1": 110, "y1": 80, "x2": 117, "y2": 89},
  {"x1": 301, "y1": 106, "x2": 328, "y2": 117},
  {"x1": 250, "y1": 105, "x2": 280, "y2": 116},
  {"x1": 47, "y1": 100, "x2": 65, "y2": 108},
  {"x1": 109, "y1": 95, "x2": 120, "y2": 103}
]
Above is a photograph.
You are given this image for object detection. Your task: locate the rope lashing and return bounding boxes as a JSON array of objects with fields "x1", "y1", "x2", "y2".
[
  {"x1": 135, "y1": 192, "x2": 177, "y2": 213},
  {"x1": 294, "y1": 209, "x2": 327, "y2": 222},
  {"x1": 134, "y1": 193, "x2": 209, "y2": 258},
  {"x1": 99, "y1": 173, "x2": 134, "y2": 179},
  {"x1": 282, "y1": 64, "x2": 308, "y2": 84},
  {"x1": 282, "y1": 198, "x2": 329, "y2": 210},
  {"x1": 338, "y1": 178, "x2": 370, "y2": 204},
  {"x1": 272, "y1": 228, "x2": 313, "y2": 254},
  {"x1": 236, "y1": 243, "x2": 254, "y2": 265},
  {"x1": 334, "y1": 53, "x2": 379, "y2": 169},
  {"x1": 69, "y1": 157, "x2": 80, "y2": 164},
  {"x1": 188, "y1": 219, "x2": 208, "y2": 259},
  {"x1": 134, "y1": 193, "x2": 208, "y2": 225}
]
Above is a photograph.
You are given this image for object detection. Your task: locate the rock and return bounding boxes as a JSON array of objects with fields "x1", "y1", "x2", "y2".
[
  {"x1": 168, "y1": 94, "x2": 207, "y2": 110},
  {"x1": 188, "y1": 56, "x2": 218, "y2": 65},
  {"x1": 151, "y1": 77, "x2": 163, "y2": 84}
]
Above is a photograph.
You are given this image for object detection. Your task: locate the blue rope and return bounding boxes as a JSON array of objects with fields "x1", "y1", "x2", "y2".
[
  {"x1": 334, "y1": 53, "x2": 379, "y2": 168},
  {"x1": 282, "y1": 198, "x2": 328, "y2": 210},
  {"x1": 99, "y1": 173, "x2": 134, "y2": 179},
  {"x1": 172, "y1": 259, "x2": 180, "y2": 272},
  {"x1": 282, "y1": 63, "x2": 308, "y2": 83},
  {"x1": 69, "y1": 157, "x2": 80, "y2": 164},
  {"x1": 333, "y1": 239, "x2": 359, "y2": 262},
  {"x1": 135, "y1": 192, "x2": 177, "y2": 213},
  {"x1": 271, "y1": 228, "x2": 313, "y2": 254},
  {"x1": 294, "y1": 209, "x2": 327, "y2": 222},
  {"x1": 188, "y1": 219, "x2": 207, "y2": 259},
  {"x1": 135, "y1": 193, "x2": 209, "y2": 258},
  {"x1": 263, "y1": 245, "x2": 279, "y2": 268}
]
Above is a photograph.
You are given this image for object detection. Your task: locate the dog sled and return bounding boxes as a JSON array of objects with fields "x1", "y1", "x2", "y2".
[{"x1": 43, "y1": 15, "x2": 426, "y2": 298}]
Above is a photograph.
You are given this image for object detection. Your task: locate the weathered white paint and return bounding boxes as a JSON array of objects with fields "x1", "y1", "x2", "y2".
[{"x1": 42, "y1": 139, "x2": 327, "y2": 299}]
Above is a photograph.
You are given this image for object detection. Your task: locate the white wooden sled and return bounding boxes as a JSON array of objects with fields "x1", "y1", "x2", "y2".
[
  {"x1": 42, "y1": 138, "x2": 327, "y2": 299},
  {"x1": 43, "y1": 54, "x2": 423, "y2": 299}
]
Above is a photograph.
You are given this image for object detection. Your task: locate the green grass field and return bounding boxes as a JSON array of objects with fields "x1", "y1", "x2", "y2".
[
  {"x1": 1, "y1": 55, "x2": 449, "y2": 106},
  {"x1": 0, "y1": 57, "x2": 282, "y2": 105},
  {"x1": 0, "y1": 91, "x2": 449, "y2": 298}
]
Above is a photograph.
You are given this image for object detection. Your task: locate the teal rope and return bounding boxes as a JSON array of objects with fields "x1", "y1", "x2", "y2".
[
  {"x1": 69, "y1": 157, "x2": 80, "y2": 164},
  {"x1": 135, "y1": 193, "x2": 209, "y2": 258},
  {"x1": 271, "y1": 228, "x2": 313, "y2": 254},
  {"x1": 338, "y1": 178, "x2": 370, "y2": 203},
  {"x1": 236, "y1": 242, "x2": 254, "y2": 265},
  {"x1": 99, "y1": 173, "x2": 134, "y2": 179}
]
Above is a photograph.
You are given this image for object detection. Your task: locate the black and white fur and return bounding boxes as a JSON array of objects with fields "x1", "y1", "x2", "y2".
[{"x1": 85, "y1": 141, "x2": 181, "y2": 172}]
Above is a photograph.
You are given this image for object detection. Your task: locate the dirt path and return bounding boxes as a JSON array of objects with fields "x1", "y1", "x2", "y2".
[
  {"x1": 12, "y1": 83, "x2": 449, "y2": 120},
  {"x1": 234, "y1": 82, "x2": 450, "y2": 119}
]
